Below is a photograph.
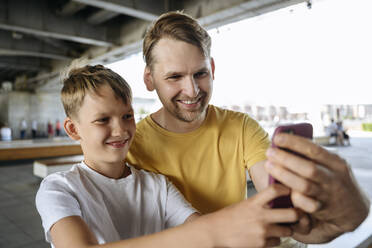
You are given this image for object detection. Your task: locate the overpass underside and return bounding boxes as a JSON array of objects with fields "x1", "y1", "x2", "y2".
[{"x1": 0, "y1": 0, "x2": 306, "y2": 92}]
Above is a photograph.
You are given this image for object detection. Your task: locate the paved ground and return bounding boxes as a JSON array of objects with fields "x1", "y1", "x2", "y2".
[
  {"x1": 0, "y1": 160, "x2": 48, "y2": 248},
  {"x1": 0, "y1": 131, "x2": 371, "y2": 247}
]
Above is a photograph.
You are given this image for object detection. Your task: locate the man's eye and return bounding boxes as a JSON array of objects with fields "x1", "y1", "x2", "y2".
[
  {"x1": 167, "y1": 75, "x2": 181, "y2": 80},
  {"x1": 194, "y1": 71, "x2": 208, "y2": 78}
]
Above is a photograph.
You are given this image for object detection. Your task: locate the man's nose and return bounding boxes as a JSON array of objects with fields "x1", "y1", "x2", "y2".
[{"x1": 182, "y1": 76, "x2": 200, "y2": 98}]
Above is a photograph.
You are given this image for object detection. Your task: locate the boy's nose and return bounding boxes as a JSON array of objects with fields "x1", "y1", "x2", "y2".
[{"x1": 112, "y1": 120, "x2": 128, "y2": 137}]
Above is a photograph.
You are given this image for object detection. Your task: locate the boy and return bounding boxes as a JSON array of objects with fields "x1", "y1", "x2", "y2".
[{"x1": 36, "y1": 64, "x2": 300, "y2": 248}]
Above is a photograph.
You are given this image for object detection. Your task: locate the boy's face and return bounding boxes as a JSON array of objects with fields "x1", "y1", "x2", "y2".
[{"x1": 66, "y1": 85, "x2": 135, "y2": 169}]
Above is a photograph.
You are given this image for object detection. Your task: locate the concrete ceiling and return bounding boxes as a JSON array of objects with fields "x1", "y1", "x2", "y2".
[{"x1": 0, "y1": 0, "x2": 306, "y2": 91}]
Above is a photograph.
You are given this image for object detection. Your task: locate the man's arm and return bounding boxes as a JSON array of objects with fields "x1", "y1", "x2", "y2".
[
  {"x1": 249, "y1": 160, "x2": 269, "y2": 192},
  {"x1": 265, "y1": 133, "x2": 370, "y2": 243},
  {"x1": 50, "y1": 185, "x2": 300, "y2": 248}
]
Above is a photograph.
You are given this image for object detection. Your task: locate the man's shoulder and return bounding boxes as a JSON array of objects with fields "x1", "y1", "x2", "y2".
[
  {"x1": 208, "y1": 105, "x2": 265, "y2": 136},
  {"x1": 209, "y1": 105, "x2": 252, "y2": 123},
  {"x1": 134, "y1": 115, "x2": 153, "y2": 133}
]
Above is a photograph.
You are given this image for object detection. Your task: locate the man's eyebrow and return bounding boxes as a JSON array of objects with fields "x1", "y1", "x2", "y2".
[
  {"x1": 164, "y1": 67, "x2": 209, "y2": 77},
  {"x1": 196, "y1": 67, "x2": 209, "y2": 72},
  {"x1": 164, "y1": 71, "x2": 182, "y2": 77}
]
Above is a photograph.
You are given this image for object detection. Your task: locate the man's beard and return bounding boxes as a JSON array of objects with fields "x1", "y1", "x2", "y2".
[{"x1": 168, "y1": 91, "x2": 208, "y2": 123}]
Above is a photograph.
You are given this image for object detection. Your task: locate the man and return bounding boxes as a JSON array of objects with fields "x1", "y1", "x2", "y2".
[
  {"x1": 32, "y1": 120, "x2": 37, "y2": 138},
  {"x1": 328, "y1": 118, "x2": 343, "y2": 146},
  {"x1": 127, "y1": 11, "x2": 370, "y2": 245},
  {"x1": 20, "y1": 119, "x2": 27, "y2": 139}
]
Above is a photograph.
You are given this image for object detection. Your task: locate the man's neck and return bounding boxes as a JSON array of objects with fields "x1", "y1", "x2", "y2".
[{"x1": 151, "y1": 106, "x2": 208, "y2": 133}]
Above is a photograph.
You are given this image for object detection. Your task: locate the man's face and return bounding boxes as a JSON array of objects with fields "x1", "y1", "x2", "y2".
[
  {"x1": 145, "y1": 38, "x2": 214, "y2": 123},
  {"x1": 68, "y1": 85, "x2": 136, "y2": 169}
]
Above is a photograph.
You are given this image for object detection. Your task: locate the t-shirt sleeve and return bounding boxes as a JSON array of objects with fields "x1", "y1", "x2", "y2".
[
  {"x1": 164, "y1": 178, "x2": 198, "y2": 228},
  {"x1": 243, "y1": 116, "x2": 270, "y2": 169},
  {"x1": 35, "y1": 174, "x2": 82, "y2": 242}
]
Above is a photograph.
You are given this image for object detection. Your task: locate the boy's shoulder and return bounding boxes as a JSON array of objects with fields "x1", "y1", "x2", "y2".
[
  {"x1": 39, "y1": 163, "x2": 83, "y2": 189},
  {"x1": 129, "y1": 164, "x2": 168, "y2": 185},
  {"x1": 130, "y1": 164, "x2": 165, "y2": 178}
]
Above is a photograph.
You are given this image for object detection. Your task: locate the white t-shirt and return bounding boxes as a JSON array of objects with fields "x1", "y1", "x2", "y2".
[
  {"x1": 32, "y1": 120, "x2": 38, "y2": 130},
  {"x1": 20, "y1": 120, "x2": 27, "y2": 130},
  {"x1": 0, "y1": 127, "x2": 11, "y2": 141},
  {"x1": 36, "y1": 162, "x2": 197, "y2": 246}
]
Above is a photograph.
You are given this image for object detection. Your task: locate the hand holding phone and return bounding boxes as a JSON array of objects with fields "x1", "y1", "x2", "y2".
[{"x1": 268, "y1": 123, "x2": 313, "y2": 208}]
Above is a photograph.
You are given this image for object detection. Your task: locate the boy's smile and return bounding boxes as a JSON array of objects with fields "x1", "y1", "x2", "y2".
[{"x1": 65, "y1": 85, "x2": 135, "y2": 178}]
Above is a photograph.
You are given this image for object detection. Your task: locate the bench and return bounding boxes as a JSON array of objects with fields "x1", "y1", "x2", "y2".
[
  {"x1": 313, "y1": 136, "x2": 336, "y2": 146},
  {"x1": 33, "y1": 155, "x2": 83, "y2": 178},
  {"x1": 0, "y1": 138, "x2": 82, "y2": 161}
]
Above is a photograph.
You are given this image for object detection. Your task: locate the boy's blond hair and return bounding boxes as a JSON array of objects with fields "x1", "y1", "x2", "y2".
[
  {"x1": 143, "y1": 11, "x2": 211, "y2": 69},
  {"x1": 61, "y1": 64, "x2": 132, "y2": 120}
]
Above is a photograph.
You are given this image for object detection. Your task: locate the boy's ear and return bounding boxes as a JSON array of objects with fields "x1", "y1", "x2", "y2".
[
  {"x1": 144, "y1": 66, "x2": 155, "y2": 91},
  {"x1": 64, "y1": 117, "x2": 80, "y2": 141}
]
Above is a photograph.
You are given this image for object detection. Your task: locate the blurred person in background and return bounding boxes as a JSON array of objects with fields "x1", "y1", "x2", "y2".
[
  {"x1": 0, "y1": 122, "x2": 12, "y2": 141},
  {"x1": 20, "y1": 119, "x2": 27, "y2": 139},
  {"x1": 32, "y1": 119, "x2": 38, "y2": 138}
]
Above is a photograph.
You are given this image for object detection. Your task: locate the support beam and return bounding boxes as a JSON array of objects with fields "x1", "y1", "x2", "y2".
[
  {"x1": 195, "y1": 0, "x2": 307, "y2": 29},
  {"x1": 88, "y1": 10, "x2": 120, "y2": 25},
  {"x1": 0, "y1": 62, "x2": 43, "y2": 72},
  {"x1": 0, "y1": 30, "x2": 76, "y2": 60},
  {"x1": 31, "y1": 36, "x2": 81, "y2": 57},
  {"x1": 72, "y1": 0, "x2": 161, "y2": 21},
  {"x1": 57, "y1": 1, "x2": 86, "y2": 16},
  {"x1": 0, "y1": 23, "x2": 112, "y2": 47},
  {"x1": 0, "y1": 0, "x2": 114, "y2": 47},
  {"x1": 0, "y1": 49, "x2": 71, "y2": 60},
  {"x1": 0, "y1": 57, "x2": 49, "y2": 72}
]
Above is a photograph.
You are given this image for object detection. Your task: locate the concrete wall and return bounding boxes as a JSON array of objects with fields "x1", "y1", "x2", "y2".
[
  {"x1": 8, "y1": 92, "x2": 30, "y2": 139},
  {"x1": 29, "y1": 92, "x2": 66, "y2": 138},
  {"x1": 0, "y1": 93, "x2": 9, "y2": 125},
  {"x1": 1, "y1": 91, "x2": 66, "y2": 139}
]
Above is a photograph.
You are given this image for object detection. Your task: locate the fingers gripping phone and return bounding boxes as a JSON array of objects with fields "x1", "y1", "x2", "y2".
[{"x1": 268, "y1": 123, "x2": 313, "y2": 208}]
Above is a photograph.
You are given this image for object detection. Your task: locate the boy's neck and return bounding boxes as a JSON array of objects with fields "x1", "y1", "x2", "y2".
[{"x1": 83, "y1": 159, "x2": 131, "y2": 179}]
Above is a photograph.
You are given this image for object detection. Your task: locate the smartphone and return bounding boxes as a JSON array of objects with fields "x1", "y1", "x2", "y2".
[{"x1": 268, "y1": 123, "x2": 313, "y2": 208}]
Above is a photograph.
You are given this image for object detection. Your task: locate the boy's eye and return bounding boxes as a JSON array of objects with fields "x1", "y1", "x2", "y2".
[
  {"x1": 95, "y1": 117, "x2": 109, "y2": 123},
  {"x1": 123, "y1": 114, "x2": 133, "y2": 120}
]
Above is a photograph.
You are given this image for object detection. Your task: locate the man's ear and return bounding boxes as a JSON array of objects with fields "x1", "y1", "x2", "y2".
[
  {"x1": 210, "y1": 57, "x2": 215, "y2": 80},
  {"x1": 144, "y1": 66, "x2": 155, "y2": 91},
  {"x1": 64, "y1": 117, "x2": 80, "y2": 141}
]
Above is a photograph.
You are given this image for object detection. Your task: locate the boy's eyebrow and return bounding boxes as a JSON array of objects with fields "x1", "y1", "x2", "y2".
[{"x1": 92, "y1": 108, "x2": 134, "y2": 118}]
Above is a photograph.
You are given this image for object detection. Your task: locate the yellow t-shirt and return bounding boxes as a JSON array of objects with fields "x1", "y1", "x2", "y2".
[{"x1": 127, "y1": 105, "x2": 270, "y2": 214}]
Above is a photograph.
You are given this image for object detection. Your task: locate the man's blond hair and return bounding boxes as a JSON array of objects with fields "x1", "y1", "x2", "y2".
[
  {"x1": 143, "y1": 11, "x2": 211, "y2": 68},
  {"x1": 61, "y1": 64, "x2": 132, "y2": 120}
]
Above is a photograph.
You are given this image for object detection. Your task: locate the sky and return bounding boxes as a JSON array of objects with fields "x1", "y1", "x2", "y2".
[{"x1": 108, "y1": 0, "x2": 372, "y2": 109}]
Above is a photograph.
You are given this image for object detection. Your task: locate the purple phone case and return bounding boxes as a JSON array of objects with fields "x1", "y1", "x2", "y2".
[{"x1": 268, "y1": 123, "x2": 313, "y2": 208}]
